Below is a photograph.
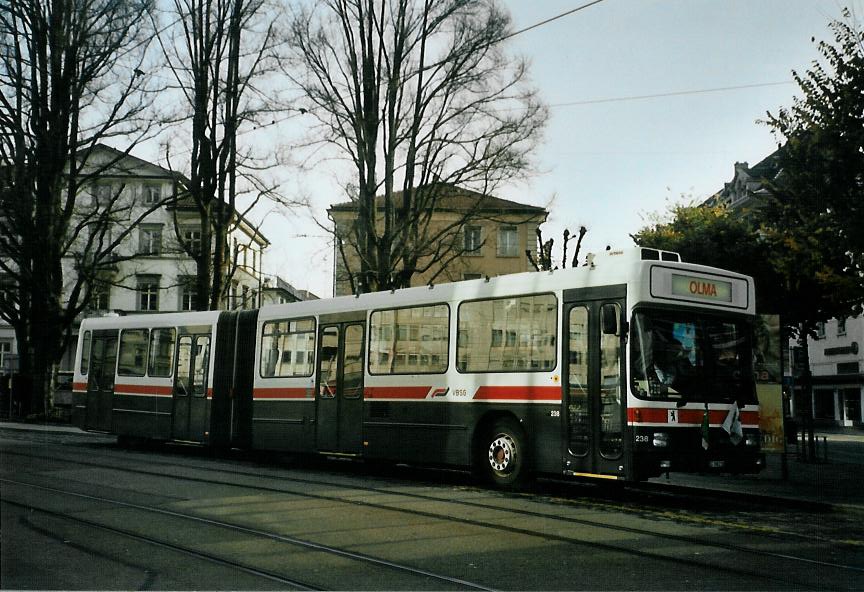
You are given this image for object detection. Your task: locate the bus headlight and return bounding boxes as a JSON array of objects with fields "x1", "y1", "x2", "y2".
[
  {"x1": 652, "y1": 432, "x2": 669, "y2": 448},
  {"x1": 745, "y1": 433, "x2": 760, "y2": 447}
]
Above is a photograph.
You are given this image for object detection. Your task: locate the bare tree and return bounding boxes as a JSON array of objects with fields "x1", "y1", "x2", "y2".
[
  {"x1": 0, "y1": 0, "x2": 158, "y2": 416},
  {"x1": 156, "y1": 0, "x2": 285, "y2": 310},
  {"x1": 527, "y1": 226, "x2": 587, "y2": 271},
  {"x1": 287, "y1": 0, "x2": 547, "y2": 294}
]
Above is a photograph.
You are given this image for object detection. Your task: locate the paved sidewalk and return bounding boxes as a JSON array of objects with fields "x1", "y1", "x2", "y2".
[
  {"x1": 648, "y1": 428, "x2": 864, "y2": 510},
  {"x1": 0, "y1": 420, "x2": 89, "y2": 434}
]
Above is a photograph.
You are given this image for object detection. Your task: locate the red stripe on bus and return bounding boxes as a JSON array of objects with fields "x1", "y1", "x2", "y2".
[
  {"x1": 254, "y1": 387, "x2": 308, "y2": 399},
  {"x1": 473, "y1": 386, "x2": 561, "y2": 401},
  {"x1": 114, "y1": 384, "x2": 173, "y2": 396},
  {"x1": 73, "y1": 382, "x2": 87, "y2": 391},
  {"x1": 627, "y1": 408, "x2": 759, "y2": 425},
  {"x1": 364, "y1": 386, "x2": 430, "y2": 399}
]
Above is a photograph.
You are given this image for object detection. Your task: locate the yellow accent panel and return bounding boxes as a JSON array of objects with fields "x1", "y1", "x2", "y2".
[{"x1": 571, "y1": 472, "x2": 620, "y2": 480}]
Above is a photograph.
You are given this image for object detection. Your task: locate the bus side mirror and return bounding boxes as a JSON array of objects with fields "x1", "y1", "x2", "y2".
[{"x1": 601, "y1": 304, "x2": 620, "y2": 336}]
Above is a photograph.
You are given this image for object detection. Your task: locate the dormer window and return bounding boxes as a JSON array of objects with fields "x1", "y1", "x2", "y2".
[{"x1": 142, "y1": 184, "x2": 161, "y2": 205}]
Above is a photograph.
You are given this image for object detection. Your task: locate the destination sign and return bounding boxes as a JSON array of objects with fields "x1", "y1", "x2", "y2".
[
  {"x1": 649, "y1": 266, "x2": 750, "y2": 310},
  {"x1": 671, "y1": 274, "x2": 732, "y2": 302}
]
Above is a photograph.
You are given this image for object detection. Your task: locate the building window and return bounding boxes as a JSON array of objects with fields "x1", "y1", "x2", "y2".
[
  {"x1": 0, "y1": 274, "x2": 16, "y2": 309},
  {"x1": 464, "y1": 225, "x2": 482, "y2": 255},
  {"x1": 137, "y1": 277, "x2": 160, "y2": 311},
  {"x1": 838, "y1": 362, "x2": 859, "y2": 375},
  {"x1": 0, "y1": 340, "x2": 12, "y2": 354},
  {"x1": 89, "y1": 283, "x2": 110, "y2": 310},
  {"x1": 180, "y1": 279, "x2": 197, "y2": 311},
  {"x1": 815, "y1": 322, "x2": 826, "y2": 339},
  {"x1": 183, "y1": 228, "x2": 202, "y2": 257},
  {"x1": 141, "y1": 183, "x2": 161, "y2": 205},
  {"x1": 139, "y1": 225, "x2": 163, "y2": 255},
  {"x1": 496, "y1": 225, "x2": 519, "y2": 257},
  {"x1": 92, "y1": 183, "x2": 114, "y2": 206},
  {"x1": 837, "y1": 318, "x2": 847, "y2": 336}
]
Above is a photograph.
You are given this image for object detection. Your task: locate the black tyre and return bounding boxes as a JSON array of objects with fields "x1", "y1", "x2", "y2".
[{"x1": 479, "y1": 418, "x2": 528, "y2": 489}]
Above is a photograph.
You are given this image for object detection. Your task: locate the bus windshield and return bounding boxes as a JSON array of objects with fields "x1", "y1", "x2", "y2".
[{"x1": 630, "y1": 309, "x2": 757, "y2": 404}]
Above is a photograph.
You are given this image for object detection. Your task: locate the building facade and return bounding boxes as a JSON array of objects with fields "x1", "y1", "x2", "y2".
[
  {"x1": 788, "y1": 316, "x2": 864, "y2": 427},
  {"x1": 707, "y1": 152, "x2": 863, "y2": 427},
  {"x1": 328, "y1": 186, "x2": 548, "y2": 297},
  {"x1": 260, "y1": 274, "x2": 319, "y2": 305},
  {"x1": 702, "y1": 151, "x2": 781, "y2": 212},
  {"x1": 1, "y1": 144, "x2": 272, "y2": 373}
]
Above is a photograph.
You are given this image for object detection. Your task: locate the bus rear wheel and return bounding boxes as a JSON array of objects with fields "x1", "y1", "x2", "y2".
[{"x1": 480, "y1": 418, "x2": 528, "y2": 489}]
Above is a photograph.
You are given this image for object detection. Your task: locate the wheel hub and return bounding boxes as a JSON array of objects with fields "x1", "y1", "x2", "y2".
[{"x1": 488, "y1": 434, "x2": 517, "y2": 473}]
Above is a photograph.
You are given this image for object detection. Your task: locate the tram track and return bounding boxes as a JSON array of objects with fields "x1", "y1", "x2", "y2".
[
  {"x1": 1, "y1": 479, "x2": 496, "y2": 591},
  {"x1": 2, "y1": 443, "x2": 860, "y2": 590},
  {"x1": 2, "y1": 497, "x2": 318, "y2": 590},
  {"x1": 2, "y1": 441, "x2": 856, "y2": 549}
]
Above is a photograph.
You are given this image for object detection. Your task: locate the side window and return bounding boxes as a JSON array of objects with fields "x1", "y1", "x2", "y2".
[
  {"x1": 568, "y1": 306, "x2": 589, "y2": 456},
  {"x1": 369, "y1": 304, "x2": 449, "y2": 375},
  {"x1": 148, "y1": 328, "x2": 176, "y2": 377},
  {"x1": 260, "y1": 318, "x2": 316, "y2": 377},
  {"x1": 343, "y1": 324, "x2": 365, "y2": 397},
  {"x1": 599, "y1": 303, "x2": 623, "y2": 459},
  {"x1": 117, "y1": 329, "x2": 149, "y2": 376},
  {"x1": 80, "y1": 331, "x2": 92, "y2": 375},
  {"x1": 457, "y1": 293, "x2": 557, "y2": 372},
  {"x1": 193, "y1": 335, "x2": 210, "y2": 396}
]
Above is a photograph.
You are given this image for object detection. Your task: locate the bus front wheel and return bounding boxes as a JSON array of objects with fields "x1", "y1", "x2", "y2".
[{"x1": 480, "y1": 418, "x2": 528, "y2": 489}]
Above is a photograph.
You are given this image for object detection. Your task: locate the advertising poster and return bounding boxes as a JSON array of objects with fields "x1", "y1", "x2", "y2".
[{"x1": 754, "y1": 314, "x2": 785, "y2": 452}]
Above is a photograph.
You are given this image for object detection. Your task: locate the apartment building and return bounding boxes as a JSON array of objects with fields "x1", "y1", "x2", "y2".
[
  {"x1": 328, "y1": 184, "x2": 548, "y2": 297},
  {"x1": 0, "y1": 144, "x2": 271, "y2": 373}
]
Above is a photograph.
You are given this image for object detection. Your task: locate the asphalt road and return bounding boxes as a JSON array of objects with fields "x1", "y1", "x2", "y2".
[{"x1": 2, "y1": 428, "x2": 862, "y2": 590}]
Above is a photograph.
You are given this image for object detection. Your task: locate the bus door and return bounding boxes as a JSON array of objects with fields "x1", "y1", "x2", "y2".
[
  {"x1": 85, "y1": 330, "x2": 118, "y2": 431},
  {"x1": 172, "y1": 331, "x2": 211, "y2": 442},
  {"x1": 563, "y1": 289, "x2": 626, "y2": 479},
  {"x1": 315, "y1": 312, "x2": 365, "y2": 455}
]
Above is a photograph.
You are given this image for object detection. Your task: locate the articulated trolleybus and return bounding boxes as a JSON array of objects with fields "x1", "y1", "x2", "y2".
[{"x1": 73, "y1": 247, "x2": 764, "y2": 487}]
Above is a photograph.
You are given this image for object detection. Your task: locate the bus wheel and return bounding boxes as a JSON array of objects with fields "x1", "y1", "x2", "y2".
[{"x1": 481, "y1": 419, "x2": 527, "y2": 489}]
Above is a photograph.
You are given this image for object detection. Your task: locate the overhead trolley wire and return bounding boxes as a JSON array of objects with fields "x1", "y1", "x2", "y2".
[
  {"x1": 498, "y1": 0, "x2": 608, "y2": 42},
  {"x1": 548, "y1": 81, "x2": 796, "y2": 108}
]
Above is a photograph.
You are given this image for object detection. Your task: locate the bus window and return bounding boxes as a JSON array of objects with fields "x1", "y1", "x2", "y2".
[
  {"x1": 457, "y1": 293, "x2": 557, "y2": 373},
  {"x1": 193, "y1": 335, "x2": 210, "y2": 396},
  {"x1": 117, "y1": 329, "x2": 149, "y2": 376},
  {"x1": 369, "y1": 304, "x2": 449, "y2": 375},
  {"x1": 260, "y1": 318, "x2": 316, "y2": 377},
  {"x1": 148, "y1": 328, "x2": 176, "y2": 377},
  {"x1": 599, "y1": 303, "x2": 622, "y2": 459},
  {"x1": 80, "y1": 331, "x2": 92, "y2": 375},
  {"x1": 343, "y1": 324, "x2": 364, "y2": 399},
  {"x1": 319, "y1": 326, "x2": 339, "y2": 398},
  {"x1": 630, "y1": 310, "x2": 756, "y2": 404},
  {"x1": 568, "y1": 306, "x2": 589, "y2": 456}
]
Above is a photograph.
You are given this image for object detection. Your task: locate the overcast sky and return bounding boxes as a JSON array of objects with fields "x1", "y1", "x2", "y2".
[{"x1": 173, "y1": 0, "x2": 863, "y2": 298}]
